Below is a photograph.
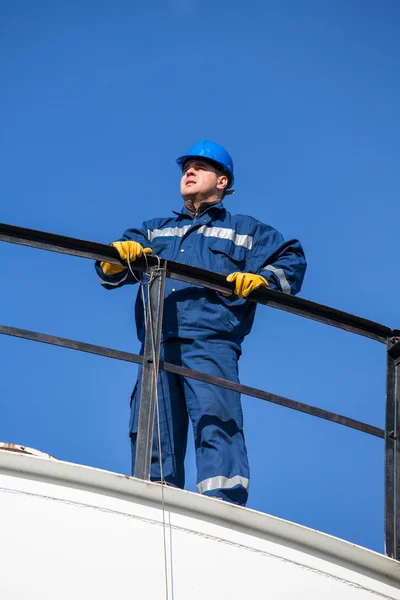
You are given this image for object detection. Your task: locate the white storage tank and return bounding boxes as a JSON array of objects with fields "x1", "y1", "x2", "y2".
[{"x1": 1, "y1": 446, "x2": 399, "y2": 599}]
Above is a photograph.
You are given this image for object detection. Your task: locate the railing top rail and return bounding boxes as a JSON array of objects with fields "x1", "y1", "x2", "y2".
[{"x1": 0, "y1": 222, "x2": 393, "y2": 343}]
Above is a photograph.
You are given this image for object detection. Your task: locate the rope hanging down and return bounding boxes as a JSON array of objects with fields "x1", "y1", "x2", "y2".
[{"x1": 127, "y1": 251, "x2": 171, "y2": 600}]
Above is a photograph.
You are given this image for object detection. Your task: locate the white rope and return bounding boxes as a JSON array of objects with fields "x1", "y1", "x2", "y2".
[
  {"x1": 127, "y1": 249, "x2": 170, "y2": 600},
  {"x1": 147, "y1": 271, "x2": 170, "y2": 600}
]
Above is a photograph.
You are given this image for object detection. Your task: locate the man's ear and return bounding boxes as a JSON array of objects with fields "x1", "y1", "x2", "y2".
[{"x1": 217, "y1": 175, "x2": 228, "y2": 191}]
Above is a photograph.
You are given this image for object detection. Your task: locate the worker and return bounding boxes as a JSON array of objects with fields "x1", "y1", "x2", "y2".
[{"x1": 95, "y1": 140, "x2": 306, "y2": 507}]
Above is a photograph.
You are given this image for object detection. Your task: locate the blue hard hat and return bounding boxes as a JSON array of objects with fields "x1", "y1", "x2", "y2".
[{"x1": 176, "y1": 140, "x2": 234, "y2": 188}]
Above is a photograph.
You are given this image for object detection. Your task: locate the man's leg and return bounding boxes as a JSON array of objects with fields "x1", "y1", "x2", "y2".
[
  {"x1": 130, "y1": 341, "x2": 188, "y2": 488},
  {"x1": 182, "y1": 339, "x2": 250, "y2": 506}
]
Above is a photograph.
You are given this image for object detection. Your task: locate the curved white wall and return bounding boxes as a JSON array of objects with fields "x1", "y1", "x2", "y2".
[{"x1": 1, "y1": 449, "x2": 399, "y2": 599}]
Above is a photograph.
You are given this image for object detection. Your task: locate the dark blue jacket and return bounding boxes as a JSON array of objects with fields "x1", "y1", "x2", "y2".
[{"x1": 95, "y1": 203, "x2": 306, "y2": 347}]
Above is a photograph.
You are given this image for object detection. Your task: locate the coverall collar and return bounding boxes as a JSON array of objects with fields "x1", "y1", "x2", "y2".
[{"x1": 173, "y1": 201, "x2": 226, "y2": 219}]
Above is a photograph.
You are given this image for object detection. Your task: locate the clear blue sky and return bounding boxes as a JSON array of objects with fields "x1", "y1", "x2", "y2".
[{"x1": 0, "y1": 1, "x2": 399, "y2": 553}]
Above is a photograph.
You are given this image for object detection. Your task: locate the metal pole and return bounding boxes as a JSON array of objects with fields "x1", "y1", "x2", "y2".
[
  {"x1": 385, "y1": 336, "x2": 400, "y2": 558},
  {"x1": 134, "y1": 264, "x2": 166, "y2": 481}
]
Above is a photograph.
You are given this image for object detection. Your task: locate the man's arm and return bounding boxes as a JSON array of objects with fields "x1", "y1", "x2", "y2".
[
  {"x1": 247, "y1": 222, "x2": 306, "y2": 295},
  {"x1": 94, "y1": 224, "x2": 152, "y2": 290},
  {"x1": 226, "y1": 222, "x2": 306, "y2": 299}
]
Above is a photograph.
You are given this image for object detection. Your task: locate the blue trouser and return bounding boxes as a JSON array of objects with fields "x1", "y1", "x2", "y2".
[{"x1": 129, "y1": 338, "x2": 250, "y2": 506}]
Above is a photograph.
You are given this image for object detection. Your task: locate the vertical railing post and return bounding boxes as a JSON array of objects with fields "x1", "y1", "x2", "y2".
[
  {"x1": 385, "y1": 335, "x2": 400, "y2": 558},
  {"x1": 134, "y1": 263, "x2": 166, "y2": 481}
]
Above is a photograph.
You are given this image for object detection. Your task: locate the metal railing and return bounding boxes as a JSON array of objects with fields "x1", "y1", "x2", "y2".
[{"x1": 0, "y1": 222, "x2": 399, "y2": 558}]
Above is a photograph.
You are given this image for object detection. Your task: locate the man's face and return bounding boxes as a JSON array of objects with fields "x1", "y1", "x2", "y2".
[{"x1": 180, "y1": 159, "x2": 227, "y2": 200}]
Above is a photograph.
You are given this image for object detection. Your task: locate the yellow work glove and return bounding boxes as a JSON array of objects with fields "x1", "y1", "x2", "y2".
[
  {"x1": 100, "y1": 241, "x2": 152, "y2": 276},
  {"x1": 226, "y1": 272, "x2": 269, "y2": 299}
]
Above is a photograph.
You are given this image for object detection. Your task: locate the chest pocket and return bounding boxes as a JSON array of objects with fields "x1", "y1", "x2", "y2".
[
  {"x1": 151, "y1": 236, "x2": 179, "y2": 260},
  {"x1": 208, "y1": 238, "x2": 247, "y2": 275}
]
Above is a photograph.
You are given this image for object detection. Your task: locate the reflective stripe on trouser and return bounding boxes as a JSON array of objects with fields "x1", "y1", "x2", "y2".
[
  {"x1": 129, "y1": 338, "x2": 250, "y2": 506},
  {"x1": 197, "y1": 475, "x2": 249, "y2": 495}
]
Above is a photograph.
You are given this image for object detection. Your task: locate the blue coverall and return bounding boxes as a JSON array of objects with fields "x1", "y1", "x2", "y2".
[{"x1": 96, "y1": 202, "x2": 306, "y2": 506}]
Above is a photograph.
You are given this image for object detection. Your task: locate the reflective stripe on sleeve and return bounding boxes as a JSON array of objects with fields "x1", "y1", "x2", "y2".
[
  {"x1": 97, "y1": 270, "x2": 129, "y2": 287},
  {"x1": 262, "y1": 265, "x2": 291, "y2": 294},
  {"x1": 197, "y1": 475, "x2": 249, "y2": 494}
]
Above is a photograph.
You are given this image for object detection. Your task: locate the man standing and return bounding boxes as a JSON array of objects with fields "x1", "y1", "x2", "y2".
[{"x1": 96, "y1": 140, "x2": 306, "y2": 506}]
